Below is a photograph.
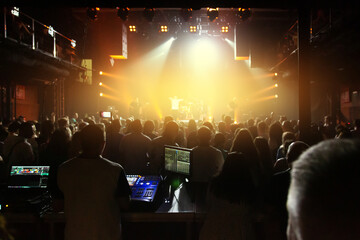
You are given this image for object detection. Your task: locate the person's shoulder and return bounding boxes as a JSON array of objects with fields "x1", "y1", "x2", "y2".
[
  {"x1": 151, "y1": 136, "x2": 164, "y2": 144},
  {"x1": 140, "y1": 133, "x2": 151, "y2": 141},
  {"x1": 99, "y1": 156, "x2": 124, "y2": 170},
  {"x1": 209, "y1": 145, "x2": 222, "y2": 153},
  {"x1": 59, "y1": 157, "x2": 77, "y2": 168}
]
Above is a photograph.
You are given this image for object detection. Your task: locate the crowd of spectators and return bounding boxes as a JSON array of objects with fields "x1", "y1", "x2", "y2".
[{"x1": 0, "y1": 112, "x2": 359, "y2": 239}]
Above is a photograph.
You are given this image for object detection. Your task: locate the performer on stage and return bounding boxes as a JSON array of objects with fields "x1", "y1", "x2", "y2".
[
  {"x1": 169, "y1": 96, "x2": 183, "y2": 120},
  {"x1": 129, "y1": 97, "x2": 141, "y2": 119},
  {"x1": 228, "y1": 97, "x2": 238, "y2": 121}
]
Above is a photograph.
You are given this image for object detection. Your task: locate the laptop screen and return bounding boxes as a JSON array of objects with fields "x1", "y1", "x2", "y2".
[
  {"x1": 8, "y1": 166, "x2": 50, "y2": 189},
  {"x1": 164, "y1": 145, "x2": 192, "y2": 176}
]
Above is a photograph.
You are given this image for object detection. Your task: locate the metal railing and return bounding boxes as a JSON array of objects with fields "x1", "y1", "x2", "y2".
[{"x1": 1, "y1": 7, "x2": 79, "y2": 65}]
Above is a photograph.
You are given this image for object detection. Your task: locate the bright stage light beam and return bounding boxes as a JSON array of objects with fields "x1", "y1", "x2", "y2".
[
  {"x1": 249, "y1": 84, "x2": 278, "y2": 97},
  {"x1": 99, "y1": 83, "x2": 121, "y2": 95},
  {"x1": 98, "y1": 71, "x2": 126, "y2": 80},
  {"x1": 253, "y1": 95, "x2": 278, "y2": 102},
  {"x1": 101, "y1": 93, "x2": 121, "y2": 102}
]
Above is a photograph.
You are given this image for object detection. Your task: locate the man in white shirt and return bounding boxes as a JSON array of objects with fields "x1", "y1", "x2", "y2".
[
  {"x1": 191, "y1": 126, "x2": 224, "y2": 183},
  {"x1": 57, "y1": 125, "x2": 131, "y2": 240}
]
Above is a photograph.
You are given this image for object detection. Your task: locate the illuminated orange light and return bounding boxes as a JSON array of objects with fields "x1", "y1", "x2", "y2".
[
  {"x1": 274, "y1": 72, "x2": 278, "y2": 76},
  {"x1": 99, "y1": 92, "x2": 103, "y2": 97},
  {"x1": 97, "y1": 71, "x2": 126, "y2": 80},
  {"x1": 254, "y1": 73, "x2": 275, "y2": 79},
  {"x1": 109, "y1": 55, "x2": 127, "y2": 60},
  {"x1": 275, "y1": 94, "x2": 279, "y2": 98},
  {"x1": 99, "y1": 82, "x2": 103, "y2": 86},
  {"x1": 160, "y1": 26, "x2": 168, "y2": 32},
  {"x1": 99, "y1": 71, "x2": 103, "y2": 75},
  {"x1": 129, "y1": 25, "x2": 136, "y2": 32},
  {"x1": 96, "y1": 7, "x2": 100, "y2": 11},
  {"x1": 235, "y1": 56, "x2": 249, "y2": 61},
  {"x1": 275, "y1": 83, "x2": 278, "y2": 87}
]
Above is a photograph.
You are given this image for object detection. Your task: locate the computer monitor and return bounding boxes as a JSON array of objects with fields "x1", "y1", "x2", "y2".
[
  {"x1": 164, "y1": 145, "x2": 192, "y2": 176},
  {"x1": 8, "y1": 166, "x2": 50, "y2": 189}
]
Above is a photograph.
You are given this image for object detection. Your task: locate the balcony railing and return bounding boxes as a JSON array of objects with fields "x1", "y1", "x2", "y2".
[{"x1": 1, "y1": 7, "x2": 79, "y2": 65}]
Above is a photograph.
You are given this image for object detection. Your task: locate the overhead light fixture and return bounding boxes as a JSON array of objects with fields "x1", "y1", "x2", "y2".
[
  {"x1": 99, "y1": 71, "x2": 103, "y2": 75},
  {"x1": 272, "y1": 72, "x2": 279, "y2": 80},
  {"x1": 117, "y1": 7, "x2": 129, "y2": 21},
  {"x1": 181, "y1": 8, "x2": 192, "y2": 22},
  {"x1": 207, "y1": 8, "x2": 219, "y2": 22},
  {"x1": 129, "y1": 25, "x2": 136, "y2": 32},
  {"x1": 48, "y1": 26, "x2": 54, "y2": 37},
  {"x1": 11, "y1": 7, "x2": 19, "y2": 17},
  {"x1": 221, "y1": 26, "x2": 229, "y2": 33},
  {"x1": 190, "y1": 25, "x2": 197, "y2": 33},
  {"x1": 71, "y1": 39, "x2": 76, "y2": 48},
  {"x1": 99, "y1": 82, "x2": 103, "y2": 86},
  {"x1": 236, "y1": 8, "x2": 251, "y2": 21},
  {"x1": 143, "y1": 8, "x2": 155, "y2": 22},
  {"x1": 99, "y1": 92, "x2": 103, "y2": 97},
  {"x1": 87, "y1": 7, "x2": 99, "y2": 21},
  {"x1": 160, "y1": 25, "x2": 168, "y2": 33}
]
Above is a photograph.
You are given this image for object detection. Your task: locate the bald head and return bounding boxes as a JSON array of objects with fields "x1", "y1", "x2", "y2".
[{"x1": 287, "y1": 139, "x2": 360, "y2": 240}]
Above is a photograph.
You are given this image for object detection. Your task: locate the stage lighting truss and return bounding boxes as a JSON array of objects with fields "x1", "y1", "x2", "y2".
[
  {"x1": 143, "y1": 8, "x2": 155, "y2": 22},
  {"x1": 221, "y1": 26, "x2": 229, "y2": 33},
  {"x1": 160, "y1": 25, "x2": 168, "y2": 33},
  {"x1": 236, "y1": 8, "x2": 251, "y2": 21},
  {"x1": 207, "y1": 8, "x2": 219, "y2": 22},
  {"x1": 129, "y1": 25, "x2": 136, "y2": 32},
  {"x1": 181, "y1": 8, "x2": 193, "y2": 22},
  {"x1": 117, "y1": 7, "x2": 130, "y2": 21},
  {"x1": 190, "y1": 25, "x2": 197, "y2": 33},
  {"x1": 87, "y1": 7, "x2": 99, "y2": 21}
]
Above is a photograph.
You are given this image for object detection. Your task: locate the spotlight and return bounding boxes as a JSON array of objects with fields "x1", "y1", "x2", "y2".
[
  {"x1": 221, "y1": 26, "x2": 229, "y2": 33},
  {"x1": 207, "y1": 8, "x2": 219, "y2": 22},
  {"x1": 11, "y1": 7, "x2": 19, "y2": 17},
  {"x1": 160, "y1": 25, "x2": 168, "y2": 33},
  {"x1": 143, "y1": 8, "x2": 155, "y2": 22},
  {"x1": 99, "y1": 92, "x2": 103, "y2": 97},
  {"x1": 190, "y1": 25, "x2": 197, "y2": 33},
  {"x1": 87, "y1": 7, "x2": 99, "y2": 21},
  {"x1": 99, "y1": 82, "x2": 103, "y2": 86},
  {"x1": 117, "y1": 7, "x2": 129, "y2": 21},
  {"x1": 275, "y1": 83, "x2": 278, "y2": 87},
  {"x1": 129, "y1": 25, "x2": 136, "y2": 32},
  {"x1": 236, "y1": 8, "x2": 251, "y2": 21},
  {"x1": 275, "y1": 94, "x2": 279, "y2": 98},
  {"x1": 272, "y1": 72, "x2": 278, "y2": 80},
  {"x1": 181, "y1": 8, "x2": 192, "y2": 22},
  {"x1": 71, "y1": 39, "x2": 76, "y2": 48},
  {"x1": 99, "y1": 71, "x2": 103, "y2": 75}
]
